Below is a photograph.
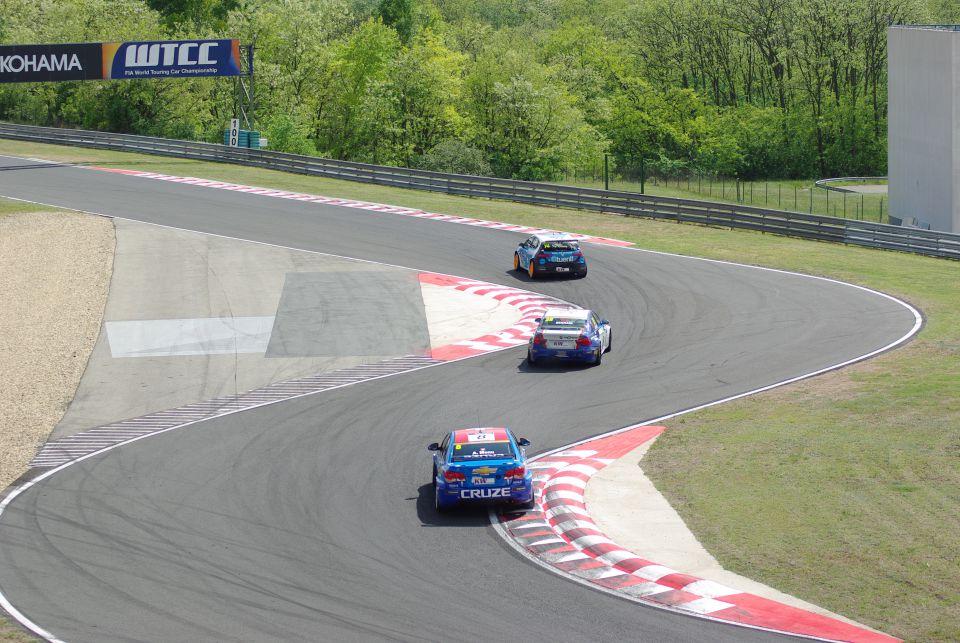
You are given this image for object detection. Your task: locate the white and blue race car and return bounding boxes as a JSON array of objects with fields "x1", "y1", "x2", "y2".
[
  {"x1": 513, "y1": 232, "x2": 587, "y2": 279},
  {"x1": 527, "y1": 307, "x2": 612, "y2": 366}
]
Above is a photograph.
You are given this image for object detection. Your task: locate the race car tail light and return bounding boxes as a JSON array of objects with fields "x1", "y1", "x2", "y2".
[
  {"x1": 533, "y1": 332, "x2": 546, "y2": 345},
  {"x1": 576, "y1": 336, "x2": 591, "y2": 347},
  {"x1": 443, "y1": 470, "x2": 465, "y2": 482},
  {"x1": 504, "y1": 466, "x2": 526, "y2": 481}
]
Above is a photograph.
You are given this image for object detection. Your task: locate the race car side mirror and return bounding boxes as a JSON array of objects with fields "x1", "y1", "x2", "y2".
[
  {"x1": 600, "y1": 319, "x2": 609, "y2": 326},
  {"x1": 517, "y1": 438, "x2": 531, "y2": 446},
  {"x1": 427, "y1": 443, "x2": 440, "y2": 451},
  {"x1": 534, "y1": 318, "x2": 541, "y2": 323}
]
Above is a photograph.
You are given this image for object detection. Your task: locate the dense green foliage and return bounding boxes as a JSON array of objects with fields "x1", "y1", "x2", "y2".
[{"x1": 0, "y1": 0, "x2": 955, "y2": 180}]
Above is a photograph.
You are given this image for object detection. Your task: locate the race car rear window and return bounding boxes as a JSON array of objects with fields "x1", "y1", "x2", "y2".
[
  {"x1": 541, "y1": 317, "x2": 586, "y2": 330},
  {"x1": 452, "y1": 441, "x2": 514, "y2": 462},
  {"x1": 541, "y1": 241, "x2": 579, "y2": 252}
]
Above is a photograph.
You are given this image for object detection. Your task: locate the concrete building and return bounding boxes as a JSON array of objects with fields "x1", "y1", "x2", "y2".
[{"x1": 887, "y1": 25, "x2": 960, "y2": 234}]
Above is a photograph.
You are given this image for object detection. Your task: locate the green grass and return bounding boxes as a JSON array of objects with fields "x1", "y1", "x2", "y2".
[
  {"x1": 0, "y1": 138, "x2": 956, "y2": 642},
  {"x1": 0, "y1": 619, "x2": 36, "y2": 643},
  {"x1": 556, "y1": 174, "x2": 890, "y2": 223},
  {"x1": 0, "y1": 197, "x2": 55, "y2": 215}
]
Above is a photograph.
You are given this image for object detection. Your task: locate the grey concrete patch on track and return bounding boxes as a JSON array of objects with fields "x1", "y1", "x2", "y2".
[
  {"x1": 54, "y1": 219, "x2": 425, "y2": 438},
  {"x1": 266, "y1": 271, "x2": 429, "y2": 357},
  {"x1": 106, "y1": 316, "x2": 276, "y2": 356}
]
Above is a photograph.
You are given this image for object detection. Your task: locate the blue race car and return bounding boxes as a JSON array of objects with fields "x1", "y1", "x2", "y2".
[
  {"x1": 428, "y1": 427, "x2": 534, "y2": 512},
  {"x1": 527, "y1": 307, "x2": 612, "y2": 366},
  {"x1": 513, "y1": 232, "x2": 587, "y2": 279}
]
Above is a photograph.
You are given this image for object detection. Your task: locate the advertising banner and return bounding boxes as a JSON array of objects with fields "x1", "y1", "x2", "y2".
[
  {"x1": 0, "y1": 43, "x2": 104, "y2": 83},
  {"x1": 0, "y1": 39, "x2": 242, "y2": 83},
  {"x1": 102, "y1": 39, "x2": 241, "y2": 79}
]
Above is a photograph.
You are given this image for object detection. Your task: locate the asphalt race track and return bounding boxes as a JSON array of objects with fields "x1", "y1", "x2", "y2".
[{"x1": 0, "y1": 157, "x2": 919, "y2": 642}]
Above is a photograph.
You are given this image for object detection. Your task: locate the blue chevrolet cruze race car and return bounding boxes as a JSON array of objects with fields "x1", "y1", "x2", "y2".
[
  {"x1": 513, "y1": 232, "x2": 587, "y2": 279},
  {"x1": 428, "y1": 428, "x2": 534, "y2": 512}
]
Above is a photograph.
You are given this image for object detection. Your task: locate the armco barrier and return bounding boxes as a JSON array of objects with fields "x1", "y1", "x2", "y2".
[{"x1": 1, "y1": 122, "x2": 958, "y2": 260}]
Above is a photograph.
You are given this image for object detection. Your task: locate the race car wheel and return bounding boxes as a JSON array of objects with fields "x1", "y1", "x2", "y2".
[
  {"x1": 513, "y1": 253, "x2": 522, "y2": 272},
  {"x1": 606, "y1": 330, "x2": 612, "y2": 353},
  {"x1": 528, "y1": 262, "x2": 536, "y2": 279},
  {"x1": 527, "y1": 348, "x2": 537, "y2": 366},
  {"x1": 434, "y1": 485, "x2": 449, "y2": 513},
  {"x1": 432, "y1": 463, "x2": 437, "y2": 487},
  {"x1": 593, "y1": 347, "x2": 603, "y2": 366}
]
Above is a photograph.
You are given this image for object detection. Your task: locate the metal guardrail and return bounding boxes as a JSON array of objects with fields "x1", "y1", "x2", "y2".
[
  {"x1": 1, "y1": 122, "x2": 958, "y2": 260},
  {"x1": 815, "y1": 177, "x2": 888, "y2": 192}
]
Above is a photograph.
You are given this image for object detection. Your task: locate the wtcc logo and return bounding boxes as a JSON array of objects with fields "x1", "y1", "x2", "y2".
[
  {"x1": 105, "y1": 39, "x2": 241, "y2": 79},
  {"x1": 124, "y1": 42, "x2": 220, "y2": 68}
]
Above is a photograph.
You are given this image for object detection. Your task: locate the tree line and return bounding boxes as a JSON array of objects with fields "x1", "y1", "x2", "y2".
[{"x1": 0, "y1": 0, "x2": 956, "y2": 181}]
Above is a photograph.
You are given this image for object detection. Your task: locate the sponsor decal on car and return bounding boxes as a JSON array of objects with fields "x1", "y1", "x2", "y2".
[{"x1": 460, "y1": 488, "x2": 510, "y2": 499}]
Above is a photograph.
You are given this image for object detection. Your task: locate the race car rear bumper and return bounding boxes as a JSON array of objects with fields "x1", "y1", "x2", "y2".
[
  {"x1": 534, "y1": 264, "x2": 587, "y2": 277},
  {"x1": 437, "y1": 482, "x2": 533, "y2": 506},
  {"x1": 529, "y1": 343, "x2": 598, "y2": 362}
]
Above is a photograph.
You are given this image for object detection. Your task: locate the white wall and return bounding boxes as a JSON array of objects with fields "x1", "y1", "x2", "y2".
[{"x1": 887, "y1": 26, "x2": 960, "y2": 233}]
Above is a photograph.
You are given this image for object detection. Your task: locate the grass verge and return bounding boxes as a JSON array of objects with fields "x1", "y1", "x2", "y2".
[
  {"x1": 555, "y1": 174, "x2": 889, "y2": 223},
  {"x1": 0, "y1": 139, "x2": 956, "y2": 643}
]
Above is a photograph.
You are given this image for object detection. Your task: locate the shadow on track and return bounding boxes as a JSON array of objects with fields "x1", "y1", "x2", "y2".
[{"x1": 415, "y1": 483, "x2": 520, "y2": 527}]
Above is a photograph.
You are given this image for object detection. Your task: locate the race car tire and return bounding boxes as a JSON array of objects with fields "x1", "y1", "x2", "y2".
[
  {"x1": 593, "y1": 347, "x2": 602, "y2": 366},
  {"x1": 432, "y1": 464, "x2": 437, "y2": 487},
  {"x1": 606, "y1": 330, "x2": 612, "y2": 353},
  {"x1": 527, "y1": 348, "x2": 537, "y2": 366},
  {"x1": 435, "y1": 486, "x2": 450, "y2": 513},
  {"x1": 576, "y1": 268, "x2": 587, "y2": 278},
  {"x1": 513, "y1": 253, "x2": 522, "y2": 272},
  {"x1": 528, "y1": 262, "x2": 536, "y2": 279}
]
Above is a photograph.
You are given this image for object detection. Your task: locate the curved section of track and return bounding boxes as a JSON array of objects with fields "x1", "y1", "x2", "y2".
[{"x1": 0, "y1": 158, "x2": 919, "y2": 642}]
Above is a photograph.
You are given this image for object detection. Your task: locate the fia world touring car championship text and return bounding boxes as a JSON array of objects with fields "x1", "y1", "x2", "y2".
[{"x1": 124, "y1": 67, "x2": 219, "y2": 77}]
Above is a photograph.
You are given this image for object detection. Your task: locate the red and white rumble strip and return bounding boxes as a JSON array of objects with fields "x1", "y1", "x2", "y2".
[
  {"x1": 91, "y1": 167, "x2": 634, "y2": 247},
  {"x1": 497, "y1": 425, "x2": 900, "y2": 643},
  {"x1": 419, "y1": 272, "x2": 573, "y2": 360}
]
